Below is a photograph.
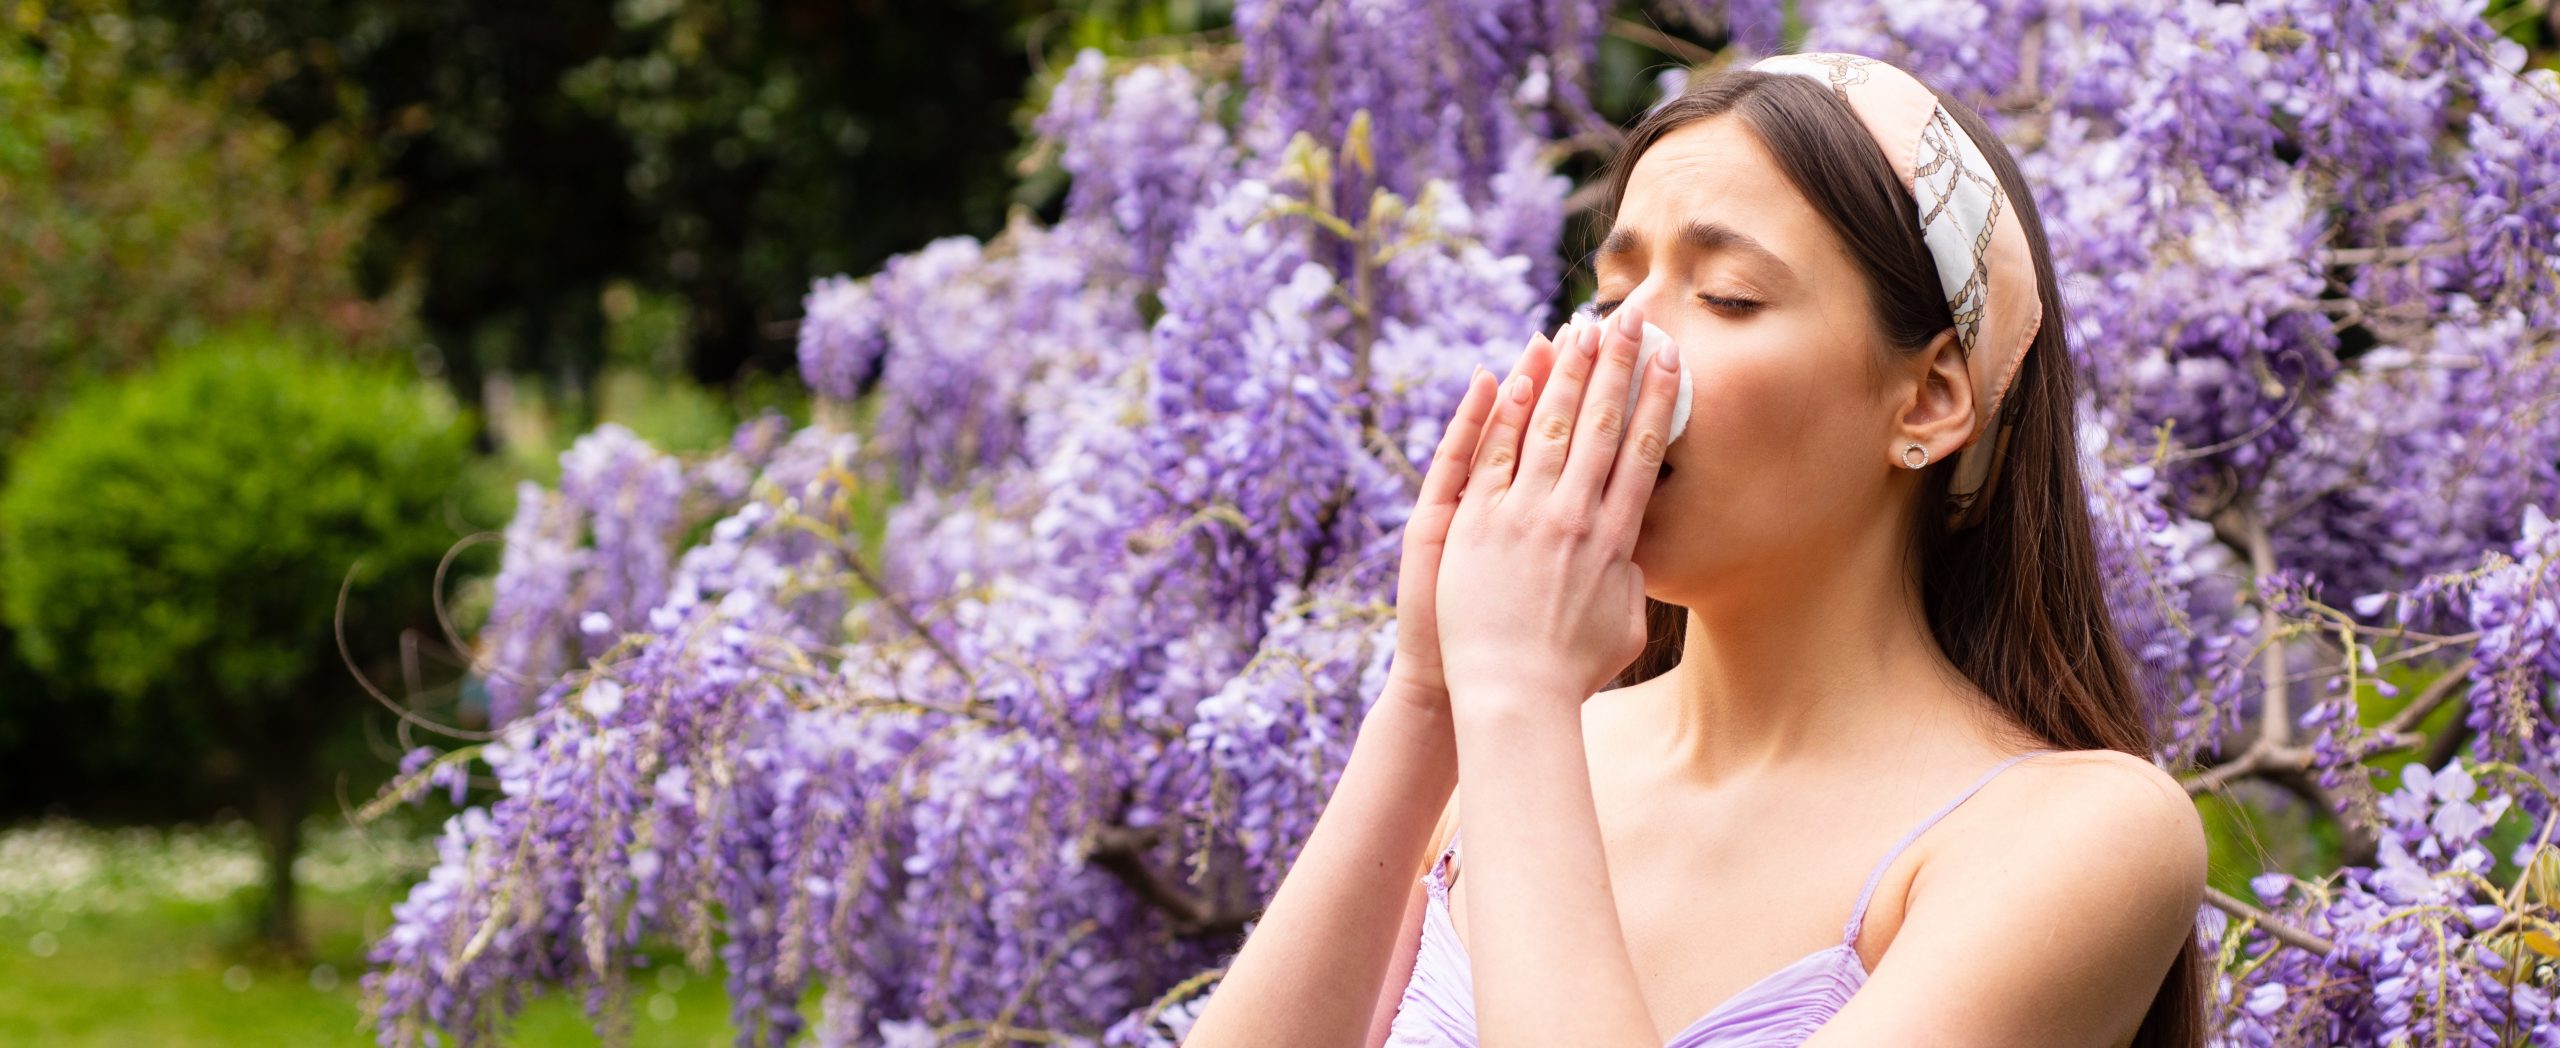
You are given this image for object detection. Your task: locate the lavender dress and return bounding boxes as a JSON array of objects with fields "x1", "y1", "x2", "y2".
[{"x1": 1383, "y1": 749, "x2": 2054, "y2": 1046}]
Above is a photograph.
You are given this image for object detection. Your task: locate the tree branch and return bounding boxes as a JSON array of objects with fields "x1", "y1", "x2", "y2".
[
  {"x1": 2184, "y1": 743, "x2": 2311, "y2": 796},
  {"x1": 2203, "y1": 886, "x2": 2336, "y2": 956},
  {"x1": 1606, "y1": 16, "x2": 1718, "y2": 67},
  {"x1": 1090, "y1": 823, "x2": 1255, "y2": 939},
  {"x1": 2239, "y1": 503, "x2": 2292, "y2": 747},
  {"x1": 2374, "y1": 656, "x2": 2475, "y2": 747}
]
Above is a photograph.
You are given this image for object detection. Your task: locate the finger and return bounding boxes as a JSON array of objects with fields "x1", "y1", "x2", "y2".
[
  {"x1": 1415, "y1": 364, "x2": 1500, "y2": 521},
  {"x1": 1602, "y1": 313, "x2": 1682, "y2": 551},
  {"x1": 1477, "y1": 332, "x2": 1557, "y2": 460},
  {"x1": 1516, "y1": 328, "x2": 1561, "y2": 403},
  {"x1": 1561, "y1": 303, "x2": 1648, "y2": 500},
  {"x1": 1517, "y1": 315, "x2": 1601, "y2": 495},
  {"x1": 1466, "y1": 354, "x2": 1542, "y2": 503},
  {"x1": 1474, "y1": 322, "x2": 1566, "y2": 502}
]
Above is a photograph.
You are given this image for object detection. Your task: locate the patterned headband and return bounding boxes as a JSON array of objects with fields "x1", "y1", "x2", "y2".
[{"x1": 1750, "y1": 52, "x2": 2041, "y2": 531}]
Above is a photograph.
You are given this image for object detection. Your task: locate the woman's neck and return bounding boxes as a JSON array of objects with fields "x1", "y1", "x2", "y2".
[{"x1": 1649, "y1": 525, "x2": 1990, "y2": 786}]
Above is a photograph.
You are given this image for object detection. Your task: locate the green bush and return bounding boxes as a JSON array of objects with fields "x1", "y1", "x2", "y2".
[{"x1": 0, "y1": 333, "x2": 470, "y2": 954}]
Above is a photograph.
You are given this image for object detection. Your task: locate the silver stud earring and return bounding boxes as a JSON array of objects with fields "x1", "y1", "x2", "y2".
[{"x1": 1900, "y1": 442, "x2": 1930, "y2": 469}]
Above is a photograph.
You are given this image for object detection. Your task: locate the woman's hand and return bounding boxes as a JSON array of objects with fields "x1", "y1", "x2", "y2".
[
  {"x1": 1387, "y1": 333, "x2": 1563, "y2": 713},
  {"x1": 1435, "y1": 303, "x2": 1683, "y2": 711}
]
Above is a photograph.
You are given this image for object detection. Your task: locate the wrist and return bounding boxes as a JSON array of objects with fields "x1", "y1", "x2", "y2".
[
  {"x1": 1358, "y1": 672, "x2": 1462, "y2": 778},
  {"x1": 1445, "y1": 676, "x2": 1585, "y2": 731},
  {"x1": 1377, "y1": 666, "x2": 1451, "y2": 718}
]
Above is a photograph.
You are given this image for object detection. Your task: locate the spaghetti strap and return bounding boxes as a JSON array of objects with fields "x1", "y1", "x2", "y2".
[{"x1": 1840, "y1": 749, "x2": 2054, "y2": 947}]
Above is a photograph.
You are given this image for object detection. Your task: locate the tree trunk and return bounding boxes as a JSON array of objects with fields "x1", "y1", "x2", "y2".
[{"x1": 248, "y1": 735, "x2": 310, "y2": 959}]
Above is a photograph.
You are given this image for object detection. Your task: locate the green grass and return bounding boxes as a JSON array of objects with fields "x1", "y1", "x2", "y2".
[{"x1": 0, "y1": 820, "x2": 744, "y2": 1046}]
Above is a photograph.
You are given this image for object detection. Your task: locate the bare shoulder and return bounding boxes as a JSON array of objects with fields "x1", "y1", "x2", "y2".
[
  {"x1": 1926, "y1": 746, "x2": 2207, "y2": 943},
  {"x1": 1999, "y1": 748, "x2": 2203, "y2": 853},
  {"x1": 1810, "y1": 749, "x2": 2207, "y2": 1044}
]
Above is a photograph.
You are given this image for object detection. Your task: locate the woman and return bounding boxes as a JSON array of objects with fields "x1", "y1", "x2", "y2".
[{"x1": 1184, "y1": 52, "x2": 2209, "y2": 1048}]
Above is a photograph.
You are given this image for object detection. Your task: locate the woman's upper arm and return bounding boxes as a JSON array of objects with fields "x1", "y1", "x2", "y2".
[
  {"x1": 1363, "y1": 868, "x2": 1431, "y2": 1048},
  {"x1": 1798, "y1": 752, "x2": 2208, "y2": 1047},
  {"x1": 1363, "y1": 793, "x2": 1459, "y2": 1048}
]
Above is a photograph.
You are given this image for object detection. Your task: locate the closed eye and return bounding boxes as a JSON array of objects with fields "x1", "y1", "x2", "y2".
[{"x1": 1592, "y1": 294, "x2": 1763, "y2": 316}]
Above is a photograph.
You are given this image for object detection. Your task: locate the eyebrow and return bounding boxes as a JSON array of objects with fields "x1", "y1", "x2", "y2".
[{"x1": 1595, "y1": 220, "x2": 1797, "y2": 281}]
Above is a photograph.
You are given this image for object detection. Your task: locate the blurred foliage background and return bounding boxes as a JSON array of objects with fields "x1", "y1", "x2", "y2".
[
  {"x1": 0, "y1": 0, "x2": 1076, "y2": 824},
  {"x1": 0, "y1": 1, "x2": 1276, "y2": 1040},
  {"x1": 2, "y1": 333, "x2": 473, "y2": 951},
  {"x1": 0, "y1": 0, "x2": 2553, "y2": 1042}
]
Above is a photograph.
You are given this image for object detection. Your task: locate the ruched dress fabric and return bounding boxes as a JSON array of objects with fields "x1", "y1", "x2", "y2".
[{"x1": 1383, "y1": 749, "x2": 2054, "y2": 1046}]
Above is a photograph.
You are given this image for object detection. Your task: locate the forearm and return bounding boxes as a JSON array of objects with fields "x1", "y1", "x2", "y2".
[
  {"x1": 1184, "y1": 676, "x2": 1461, "y2": 1047},
  {"x1": 1451, "y1": 689, "x2": 1655, "y2": 1048}
]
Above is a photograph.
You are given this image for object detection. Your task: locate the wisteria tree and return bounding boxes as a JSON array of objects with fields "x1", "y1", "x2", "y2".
[{"x1": 359, "y1": 1, "x2": 2560, "y2": 1045}]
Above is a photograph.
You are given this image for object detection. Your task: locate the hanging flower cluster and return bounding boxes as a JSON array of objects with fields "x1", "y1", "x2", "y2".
[{"x1": 366, "y1": 2, "x2": 2560, "y2": 1044}]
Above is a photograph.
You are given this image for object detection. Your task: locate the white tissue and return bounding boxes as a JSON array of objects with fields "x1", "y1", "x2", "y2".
[
  {"x1": 1632, "y1": 320, "x2": 1694, "y2": 447},
  {"x1": 1564, "y1": 315, "x2": 1691, "y2": 447}
]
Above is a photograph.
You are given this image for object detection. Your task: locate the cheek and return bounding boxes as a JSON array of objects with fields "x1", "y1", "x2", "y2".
[
  {"x1": 1638, "y1": 316, "x2": 1875, "y2": 580},
  {"x1": 1674, "y1": 332, "x2": 1826, "y2": 464}
]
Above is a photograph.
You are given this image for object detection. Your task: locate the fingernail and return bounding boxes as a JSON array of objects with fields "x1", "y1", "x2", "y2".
[
  {"x1": 1505, "y1": 373, "x2": 1532, "y2": 403},
  {"x1": 1615, "y1": 304, "x2": 1643, "y2": 339},
  {"x1": 1578, "y1": 324, "x2": 1600, "y2": 360},
  {"x1": 1653, "y1": 330, "x2": 1680, "y2": 372},
  {"x1": 1470, "y1": 363, "x2": 1486, "y2": 385}
]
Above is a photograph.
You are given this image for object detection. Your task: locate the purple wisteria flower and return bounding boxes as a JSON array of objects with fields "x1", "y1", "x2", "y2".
[{"x1": 371, "y1": 2, "x2": 2560, "y2": 1044}]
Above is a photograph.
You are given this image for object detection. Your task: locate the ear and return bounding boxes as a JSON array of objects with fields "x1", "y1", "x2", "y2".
[{"x1": 1893, "y1": 328, "x2": 1977, "y2": 466}]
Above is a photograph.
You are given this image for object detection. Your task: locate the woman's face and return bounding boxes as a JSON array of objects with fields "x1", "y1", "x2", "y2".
[{"x1": 1599, "y1": 115, "x2": 1913, "y2": 606}]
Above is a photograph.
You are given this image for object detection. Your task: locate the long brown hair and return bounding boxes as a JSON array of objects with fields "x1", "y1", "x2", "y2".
[{"x1": 1592, "y1": 68, "x2": 2207, "y2": 1047}]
